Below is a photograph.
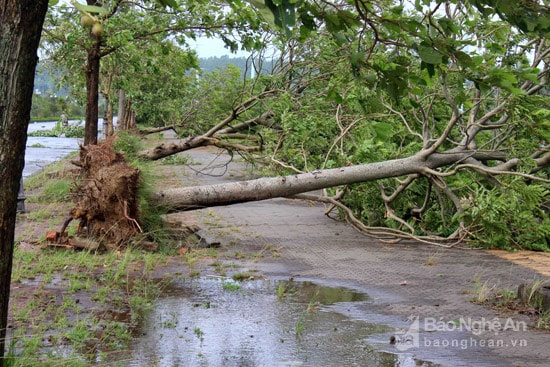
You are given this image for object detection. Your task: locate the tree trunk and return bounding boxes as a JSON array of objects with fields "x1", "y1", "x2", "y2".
[
  {"x1": 85, "y1": 37, "x2": 101, "y2": 145},
  {"x1": 117, "y1": 89, "x2": 126, "y2": 130},
  {"x1": 139, "y1": 125, "x2": 177, "y2": 135},
  {"x1": 105, "y1": 100, "x2": 113, "y2": 136},
  {"x1": 84, "y1": 0, "x2": 101, "y2": 146},
  {"x1": 0, "y1": 1, "x2": 49, "y2": 364},
  {"x1": 154, "y1": 150, "x2": 487, "y2": 211},
  {"x1": 139, "y1": 135, "x2": 210, "y2": 160}
]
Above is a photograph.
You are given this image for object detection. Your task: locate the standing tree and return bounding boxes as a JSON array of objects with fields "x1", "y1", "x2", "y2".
[
  {"x1": 41, "y1": 0, "x2": 267, "y2": 145},
  {"x1": 0, "y1": 1, "x2": 49, "y2": 364}
]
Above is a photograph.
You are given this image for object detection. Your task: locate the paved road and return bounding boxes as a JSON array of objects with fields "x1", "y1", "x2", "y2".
[{"x1": 169, "y1": 145, "x2": 549, "y2": 367}]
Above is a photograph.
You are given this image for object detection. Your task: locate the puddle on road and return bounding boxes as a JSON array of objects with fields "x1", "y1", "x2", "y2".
[{"x1": 102, "y1": 277, "x2": 439, "y2": 367}]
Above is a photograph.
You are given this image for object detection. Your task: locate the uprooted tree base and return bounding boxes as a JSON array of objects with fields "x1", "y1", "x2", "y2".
[{"x1": 60, "y1": 138, "x2": 145, "y2": 251}]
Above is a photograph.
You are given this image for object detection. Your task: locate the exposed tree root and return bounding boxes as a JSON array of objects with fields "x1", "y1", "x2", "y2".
[{"x1": 67, "y1": 137, "x2": 143, "y2": 250}]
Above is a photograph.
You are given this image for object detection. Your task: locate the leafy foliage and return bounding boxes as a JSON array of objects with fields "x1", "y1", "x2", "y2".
[
  {"x1": 242, "y1": 0, "x2": 550, "y2": 250},
  {"x1": 459, "y1": 180, "x2": 550, "y2": 251},
  {"x1": 178, "y1": 64, "x2": 250, "y2": 135},
  {"x1": 120, "y1": 41, "x2": 199, "y2": 127},
  {"x1": 31, "y1": 92, "x2": 83, "y2": 121}
]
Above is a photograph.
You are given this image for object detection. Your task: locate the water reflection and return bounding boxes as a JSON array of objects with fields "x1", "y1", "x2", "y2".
[{"x1": 104, "y1": 278, "x2": 439, "y2": 367}]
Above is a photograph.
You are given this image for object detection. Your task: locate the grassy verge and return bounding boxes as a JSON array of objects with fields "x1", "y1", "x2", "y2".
[
  {"x1": 10, "y1": 147, "x2": 187, "y2": 366},
  {"x1": 470, "y1": 276, "x2": 550, "y2": 332},
  {"x1": 11, "y1": 134, "x2": 266, "y2": 365},
  {"x1": 8, "y1": 248, "x2": 172, "y2": 366}
]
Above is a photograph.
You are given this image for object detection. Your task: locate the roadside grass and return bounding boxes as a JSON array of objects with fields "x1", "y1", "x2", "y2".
[
  {"x1": 160, "y1": 154, "x2": 190, "y2": 165},
  {"x1": 23, "y1": 153, "x2": 78, "y2": 191},
  {"x1": 469, "y1": 276, "x2": 550, "y2": 331},
  {"x1": 11, "y1": 138, "x2": 251, "y2": 365},
  {"x1": 38, "y1": 178, "x2": 73, "y2": 202},
  {"x1": 537, "y1": 310, "x2": 550, "y2": 330},
  {"x1": 470, "y1": 276, "x2": 495, "y2": 303},
  {"x1": 222, "y1": 280, "x2": 241, "y2": 292},
  {"x1": 11, "y1": 152, "x2": 187, "y2": 365},
  {"x1": 9, "y1": 244, "x2": 172, "y2": 365}
]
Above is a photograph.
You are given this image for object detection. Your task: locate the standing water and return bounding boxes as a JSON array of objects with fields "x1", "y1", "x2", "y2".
[
  {"x1": 24, "y1": 119, "x2": 109, "y2": 177},
  {"x1": 102, "y1": 277, "x2": 439, "y2": 367}
]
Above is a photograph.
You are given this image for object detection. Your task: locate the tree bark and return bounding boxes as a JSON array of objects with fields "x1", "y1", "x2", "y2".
[
  {"x1": 117, "y1": 89, "x2": 126, "y2": 130},
  {"x1": 85, "y1": 36, "x2": 101, "y2": 145},
  {"x1": 139, "y1": 135, "x2": 210, "y2": 160},
  {"x1": 105, "y1": 100, "x2": 113, "y2": 136},
  {"x1": 139, "y1": 125, "x2": 177, "y2": 135},
  {"x1": 84, "y1": 0, "x2": 101, "y2": 146},
  {"x1": 0, "y1": 1, "x2": 48, "y2": 363},
  {"x1": 154, "y1": 150, "x2": 493, "y2": 211}
]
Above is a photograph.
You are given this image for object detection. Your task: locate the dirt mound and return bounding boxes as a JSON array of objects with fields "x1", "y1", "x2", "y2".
[{"x1": 68, "y1": 138, "x2": 142, "y2": 250}]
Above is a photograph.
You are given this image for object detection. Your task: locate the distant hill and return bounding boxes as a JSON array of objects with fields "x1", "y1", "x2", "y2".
[
  {"x1": 199, "y1": 55, "x2": 276, "y2": 77},
  {"x1": 34, "y1": 63, "x2": 69, "y2": 97},
  {"x1": 33, "y1": 55, "x2": 274, "y2": 96},
  {"x1": 200, "y1": 55, "x2": 248, "y2": 76}
]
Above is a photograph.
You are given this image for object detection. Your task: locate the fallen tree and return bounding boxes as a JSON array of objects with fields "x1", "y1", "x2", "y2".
[
  {"x1": 154, "y1": 149, "x2": 517, "y2": 210},
  {"x1": 138, "y1": 91, "x2": 280, "y2": 160},
  {"x1": 153, "y1": 147, "x2": 548, "y2": 245},
  {"x1": 141, "y1": 34, "x2": 549, "y2": 249}
]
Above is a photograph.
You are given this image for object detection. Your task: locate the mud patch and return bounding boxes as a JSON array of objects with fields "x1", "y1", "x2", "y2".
[{"x1": 101, "y1": 277, "x2": 439, "y2": 367}]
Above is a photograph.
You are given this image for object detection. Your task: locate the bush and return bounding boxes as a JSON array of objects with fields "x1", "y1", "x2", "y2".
[{"x1": 458, "y1": 180, "x2": 550, "y2": 251}]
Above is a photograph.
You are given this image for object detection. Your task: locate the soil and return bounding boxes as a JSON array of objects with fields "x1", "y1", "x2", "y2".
[
  {"x1": 490, "y1": 250, "x2": 550, "y2": 277},
  {"x1": 12, "y1": 138, "x2": 550, "y2": 367}
]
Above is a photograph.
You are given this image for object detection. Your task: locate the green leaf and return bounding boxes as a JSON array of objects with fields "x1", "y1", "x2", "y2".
[
  {"x1": 453, "y1": 51, "x2": 472, "y2": 66},
  {"x1": 248, "y1": 0, "x2": 267, "y2": 8},
  {"x1": 257, "y1": 6, "x2": 277, "y2": 28},
  {"x1": 390, "y1": 5, "x2": 404, "y2": 15},
  {"x1": 350, "y1": 51, "x2": 365, "y2": 67},
  {"x1": 72, "y1": 1, "x2": 108, "y2": 15},
  {"x1": 156, "y1": 0, "x2": 178, "y2": 8},
  {"x1": 372, "y1": 122, "x2": 393, "y2": 141},
  {"x1": 364, "y1": 73, "x2": 377, "y2": 85},
  {"x1": 437, "y1": 18, "x2": 459, "y2": 35},
  {"x1": 49, "y1": 0, "x2": 59, "y2": 5},
  {"x1": 333, "y1": 32, "x2": 348, "y2": 46},
  {"x1": 326, "y1": 88, "x2": 343, "y2": 104},
  {"x1": 248, "y1": 0, "x2": 297, "y2": 37},
  {"x1": 418, "y1": 43, "x2": 443, "y2": 64},
  {"x1": 420, "y1": 61, "x2": 436, "y2": 78},
  {"x1": 499, "y1": 80, "x2": 523, "y2": 94}
]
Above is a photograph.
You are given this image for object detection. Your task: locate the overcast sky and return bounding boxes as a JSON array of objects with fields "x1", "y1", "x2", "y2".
[{"x1": 188, "y1": 37, "x2": 250, "y2": 59}]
